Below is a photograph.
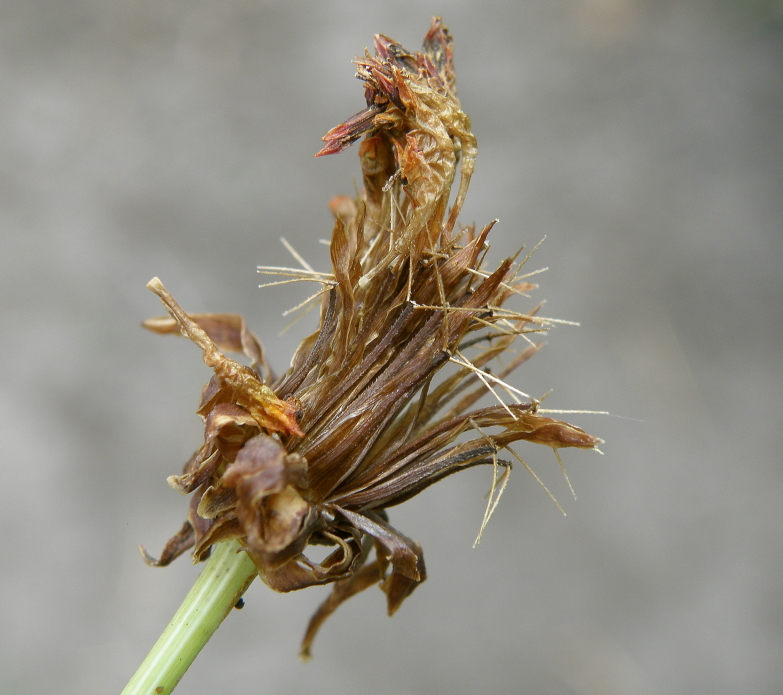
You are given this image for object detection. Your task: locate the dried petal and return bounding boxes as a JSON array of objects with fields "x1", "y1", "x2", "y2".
[
  {"x1": 144, "y1": 312, "x2": 270, "y2": 379},
  {"x1": 221, "y1": 434, "x2": 314, "y2": 563},
  {"x1": 146, "y1": 277, "x2": 302, "y2": 437}
]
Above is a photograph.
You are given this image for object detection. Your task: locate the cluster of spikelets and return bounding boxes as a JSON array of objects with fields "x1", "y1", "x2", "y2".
[{"x1": 142, "y1": 18, "x2": 601, "y2": 658}]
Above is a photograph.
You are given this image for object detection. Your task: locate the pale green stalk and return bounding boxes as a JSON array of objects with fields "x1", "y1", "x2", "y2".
[{"x1": 121, "y1": 540, "x2": 257, "y2": 695}]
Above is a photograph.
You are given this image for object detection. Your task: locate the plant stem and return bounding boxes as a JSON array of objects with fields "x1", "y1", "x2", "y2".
[{"x1": 121, "y1": 540, "x2": 257, "y2": 695}]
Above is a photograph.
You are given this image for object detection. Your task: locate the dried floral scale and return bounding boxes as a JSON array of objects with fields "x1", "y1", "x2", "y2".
[{"x1": 143, "y1": 17, "x2": 601, "y2": 658}]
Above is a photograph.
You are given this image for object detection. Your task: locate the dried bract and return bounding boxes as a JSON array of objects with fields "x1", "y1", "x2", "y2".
[{"x1": 142, "y1": 17, "x2": 601, "y2": 658}]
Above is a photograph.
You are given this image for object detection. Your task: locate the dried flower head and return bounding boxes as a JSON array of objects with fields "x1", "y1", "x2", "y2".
[{"x1": 142, "y1": 17, "x2": 601, "y2": 658}]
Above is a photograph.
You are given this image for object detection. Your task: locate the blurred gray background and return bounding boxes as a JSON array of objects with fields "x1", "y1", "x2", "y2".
[{"x1": 2, "y1": 1, "x2": 782, "y2": 693}]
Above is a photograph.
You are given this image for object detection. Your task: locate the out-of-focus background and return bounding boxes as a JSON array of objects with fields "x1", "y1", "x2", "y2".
[{"x1": 2, "y1": 1, "x2": 782, "y2": 693}]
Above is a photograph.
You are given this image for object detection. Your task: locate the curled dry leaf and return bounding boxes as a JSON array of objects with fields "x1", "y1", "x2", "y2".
[{"x1": 141, "y1": 17, "x2": 602, "y2": 659}]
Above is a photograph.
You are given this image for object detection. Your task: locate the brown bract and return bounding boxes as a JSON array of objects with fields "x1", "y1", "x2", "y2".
[{"x1": 141, "y1": 17, "x2": 602, "y2": 659}]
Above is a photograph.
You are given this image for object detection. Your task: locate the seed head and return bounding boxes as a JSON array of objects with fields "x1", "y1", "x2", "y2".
[{"x1": 141, "y1": 17, "x2": 601, "y2": 658}]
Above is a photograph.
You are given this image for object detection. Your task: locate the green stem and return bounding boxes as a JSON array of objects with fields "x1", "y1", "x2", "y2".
[{"x1": 121, "y1": 540, "x2": 257, "y2": 695}]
